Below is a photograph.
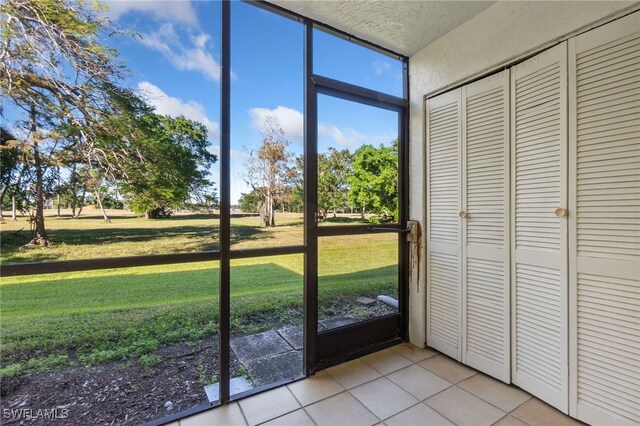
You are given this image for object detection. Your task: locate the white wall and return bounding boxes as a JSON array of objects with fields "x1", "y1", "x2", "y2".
[{"x1": 407, "y1": 0, "x2": 639, "y2": 347}]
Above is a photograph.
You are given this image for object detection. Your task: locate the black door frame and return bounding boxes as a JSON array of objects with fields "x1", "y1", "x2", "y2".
[{"x1": 303, "y1": 25, "x2": 410, "y2": 372}]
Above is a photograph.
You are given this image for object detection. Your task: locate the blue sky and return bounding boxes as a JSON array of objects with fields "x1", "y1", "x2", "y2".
[{"x1": 89, "y1": 1, "x2": 403, "y2": 203}]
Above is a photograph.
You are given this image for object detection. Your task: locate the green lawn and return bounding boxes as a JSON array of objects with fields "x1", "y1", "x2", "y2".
[
  {"x1": 0, "y1": 210, "x2": 308, "y2": 264},
  {"x1": 0, "y1": 212, "x2": 397, "y2": 376}
]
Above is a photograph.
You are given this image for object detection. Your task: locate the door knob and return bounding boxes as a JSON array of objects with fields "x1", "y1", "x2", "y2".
[
  {"x1": 459, "y1": 211, "x2": 467, "y2": 219},
  {"x1": 555, "y1": 208, "x2": 567, "y2": 217}
]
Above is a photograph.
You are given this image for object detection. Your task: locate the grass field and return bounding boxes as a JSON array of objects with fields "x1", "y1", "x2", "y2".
[
  {"x1": 0, "y1": 211, "x2": 397, "y2": 377},
  {"x1": 0, "y1": 209, "x2": 309, "y2": 264}
]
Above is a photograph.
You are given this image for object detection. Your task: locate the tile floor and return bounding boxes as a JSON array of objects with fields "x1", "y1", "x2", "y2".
[{"x1": 168, "y1": 344, "x2": 581, "y2": 426}]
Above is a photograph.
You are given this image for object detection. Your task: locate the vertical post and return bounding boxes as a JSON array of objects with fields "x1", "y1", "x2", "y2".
[
  {"x1": 303, "y1": 21, "x2": 318, "y2": 375},
  {"x1": 219, "y1": 0, "x2": 231, "y2": 404},
  {"x1": 399, "y1": 59, "x2": 410, "y2": 340}
]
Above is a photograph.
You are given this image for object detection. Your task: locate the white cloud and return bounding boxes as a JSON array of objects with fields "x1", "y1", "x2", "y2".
[
  {"x1": 106, "y1": 0, "x2": 199, "y2": 27},
  {"x1": 137, "y1": 81, "x2": 219, "y2": 140},
  {"x1": 371, "y1": 59, "x2": 391, "y2": 76},
  {"x1": 190, "y1": 33, "x2": 210, "y2": 49},
  {"x1": 138, "y1": 23, "x2": 221, "y2": 81},
  {"x1": 371, "y1": 131, "x2": 398, "y2": 145},
  {"x1": 318, "y1": 124, "x2": 366, "y2": 149},
  {"x1": 249, "y1": 106, "x2": 304, "y2": 142},
  {"x1": 246, "y1": 106, "x2": 386, "y2": 149}
]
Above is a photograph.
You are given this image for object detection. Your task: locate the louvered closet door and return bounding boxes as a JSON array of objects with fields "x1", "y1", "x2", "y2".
[
  {"x1": 462, "y1": 71, "x2": 510, "y2": 382},
  {"x1": 427, "y1": 89, "x2": 462, "y2": 361},
  {"x1": 569, "y1": 12, "x2": 640, "y2": 426},
  {"x1": 511, "y1": 42, "x2": 569, "y2": 413}
]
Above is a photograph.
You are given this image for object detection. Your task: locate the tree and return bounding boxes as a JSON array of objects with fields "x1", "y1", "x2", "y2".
[
  {"x1": 238, "y1": 189, "x2": 262, "y2": 214},
  {"x1": 286, "y1": 155, "x2": 304, "y2": 214},
  {"x1": 318, "y1": 148, "x2": 352, "y2": 220},
  {"x1": 348, "y1": 141, "x2": 398, "y2": 222},
  {"x1": 0, "y1": 127, "x2": 21, "y2": 221},
  {"x1": 120, "y1": 114, "x2": 217, "y2": 219},
  {"x1": 0, "y1": 128, "x2": 33, "y2": 221},
  {"x1": 243, "y1": 117, "x2": 294, "y2": 227},
  {"x1": 1, "y1": 0, "x2": 133, "y2": 245}
]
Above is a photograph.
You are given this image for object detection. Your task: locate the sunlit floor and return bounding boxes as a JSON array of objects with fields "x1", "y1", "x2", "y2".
[{"x1": 168, "y1": 344, "x2": 580, "y2": 426}]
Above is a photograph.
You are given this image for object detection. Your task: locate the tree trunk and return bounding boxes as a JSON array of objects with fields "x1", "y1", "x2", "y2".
[
  {"x1": 70, "y1": 163, "x2": 77, "y2": 217},
  {"x1": 73, "y1": 189, "x2": 86, "y2": 218},
  {"x1": 269, "y1": 195, "x2": 275, "y2": 226},
  {"x1": 31, "y1": 106, "x2": 49, "y2": 246},
  {"x1": 56, "y1": 165, "x2": 61, "y2": 217},
  {"x1": 0, "y1": 185, "x2": 6, "y2": 222},
  {"x1": 94, "y1": 189, "x2": 111, "y2": 223},
  {"x1": 9, "y1": 164, "x2": 25, "y2": 222},
  {"x1": 11, "y1": 194, "x2": 17, "y2": 220},
  {"x1": 333, "y1": 208, "x2": 337, "y2": 218},
  {"x1": 260, "y1": 193, "x2": 276, "y2": 227}
]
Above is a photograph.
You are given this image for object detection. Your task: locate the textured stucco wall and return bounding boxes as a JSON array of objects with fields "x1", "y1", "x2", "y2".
[{"x1": 407, "y1": 1, "x2": 639, "y2": 347}]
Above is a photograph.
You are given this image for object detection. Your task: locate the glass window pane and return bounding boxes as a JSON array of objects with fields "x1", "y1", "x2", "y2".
[
  {"x1": 318, "y1": 234, "x2": 398, "y2": 331},
  {"x1": 317, "y1": 95, "x2": 399, "y2": 225},
  {"x1": 230, "y1": 254, "x2": 304, "y2": 394},
  {"x1": 230, "y1": 2, "x2": 304, "y2": 249},
  {"x1": 1, "y1": 262, "x2": 220, "y2": 423},
  {"x1": 0, "y1": 1, "x2": 221, "y2": 264},
  {"x1": 313, "y1": 27, "x2": 403, "y2": 97}
]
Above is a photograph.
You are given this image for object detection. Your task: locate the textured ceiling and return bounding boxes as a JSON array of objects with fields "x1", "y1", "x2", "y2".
[{"x1": 269, "y1": 0, "x2": 496, "y2": 56}]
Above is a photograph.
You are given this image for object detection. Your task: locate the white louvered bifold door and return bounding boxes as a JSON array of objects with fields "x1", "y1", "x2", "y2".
[
  {"x1": 427, "y1": 89, "x2": 463, "y2": 361},
  {"x1": 462, "y1": 71, "x2": 511, "y2": 382},
  {"x1": 511, "y1": 42, "x2": 569, "y2": 413},
  {"x1": 569, "y1": 12, "x2": 640, "y2": 426}
]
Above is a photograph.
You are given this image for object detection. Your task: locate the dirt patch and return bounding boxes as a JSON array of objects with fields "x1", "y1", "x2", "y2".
[
  {"x1": 0, "y1": 339, "x2": 237, "y2": 426},
  {"x1": 319, "y1": 298, "x2": 397, "y2": 321}
]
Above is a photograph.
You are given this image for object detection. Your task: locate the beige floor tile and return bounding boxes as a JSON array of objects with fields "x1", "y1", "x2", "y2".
[
  {"x1": 458, "y1": 374, "x2": 531, "y2": 412},
  {"x1": 384, "y1": 403, "x2": 454, "y2": 426},
  {"x1": 493, "y1": 414, "x2": 529, "y2": 426},
  {"x1": 390, "y1": 343, "x2": 438, "y2": 363},
  {"x1": 306, "y1": 392, "x2": 379, "y2": 426},
  {"x1": 511, "y1": 399, "x2": 581, "y2": 426},
  {"x1": 387, "y1": 364, "x2": 452, "y2": 400},
  {"x1": 350, "y1": 377, "x2": 418, "y2": 420},
  {"x1": 261, "y1": 409, "x2": 315, "y2": 426},
  {"x1": 287, "y1": 371, "x2": 344, "y2": 406},
  {"x1": 360, "y1": 348, "x2": 413, "y2": 375},
  {"x1": 180, "y1": 403, "x2": 247, "y2": 426},
  {"x1": 418, "y1": 355, "x2": 476, "y2": 384},
  {"x1": 325, "y1": 358, "x2": 382, "y2": 389},
  {"x1": 426, "y1": 386, "x2": 505, "y2": 426},
  {"x1": 238, "y1": 387, "x2": 299, "y2": 426}
]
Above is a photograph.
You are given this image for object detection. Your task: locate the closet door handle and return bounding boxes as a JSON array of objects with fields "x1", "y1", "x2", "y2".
[
  {"x1": 459, "y1": 211, "x2": 467, "y2": 219},
  {"x1": 555, "y1": 208, "x2": 567, "y2": 217}
]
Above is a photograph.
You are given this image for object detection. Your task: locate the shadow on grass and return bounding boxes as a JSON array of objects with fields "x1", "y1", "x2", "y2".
[{"x1": 0, "y1": 222, "x2": 284, "y2": 264}]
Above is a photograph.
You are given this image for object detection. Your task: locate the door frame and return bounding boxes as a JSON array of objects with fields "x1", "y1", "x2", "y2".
[{"x1": 303, "y1": 25, "x2": 410, "y2": 372}]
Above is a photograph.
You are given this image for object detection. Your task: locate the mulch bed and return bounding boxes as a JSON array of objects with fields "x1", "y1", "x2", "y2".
[{"x1": 1, "y1": 340, "x2": 230, "y2": 426}]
